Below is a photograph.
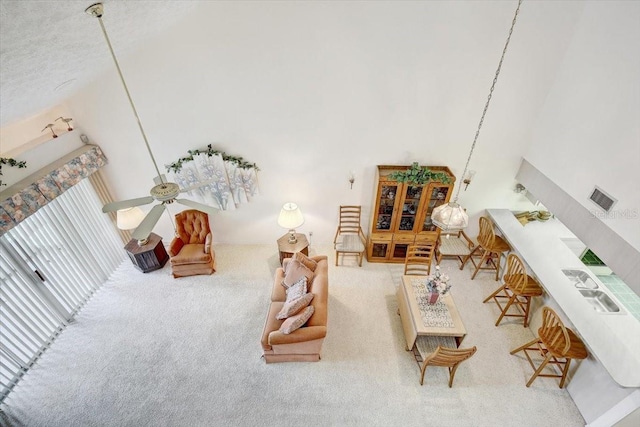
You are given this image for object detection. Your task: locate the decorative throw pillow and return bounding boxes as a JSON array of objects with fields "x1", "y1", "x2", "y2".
[
  {"x1": 282, "y1": 259, "x2": 314, "y2": 289},
  {"x1": 285, "y1": 277, "x2": 307, "y2": 302},
  {"x1": 292, "y1": 252, "x2": 317, "y2": 272},
  {"x1": 280, "y1": 305, "x2": 315, "y2": 335},
  {"x1": 276, "y1": 293, "x2": 314, "y2": 320}
]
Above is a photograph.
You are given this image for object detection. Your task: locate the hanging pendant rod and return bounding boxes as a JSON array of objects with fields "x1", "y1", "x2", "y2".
[
  {"x1": 452, "y1": 0, "x2": 523, "y2": 204},
  {"x1": 85, "y1": 3, "x2": 165, "y2": 184}
]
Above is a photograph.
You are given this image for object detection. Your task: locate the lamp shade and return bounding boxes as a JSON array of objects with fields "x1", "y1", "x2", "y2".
[
  {"x1": 431, "y1": 202, "x2": 469, "y2": 232},
  {"x1": 277, "y1": 203, "x2": 304, "y2": 230},
  {"x1": 116, "y1": 207, "x2": 146, "y2": 230}
]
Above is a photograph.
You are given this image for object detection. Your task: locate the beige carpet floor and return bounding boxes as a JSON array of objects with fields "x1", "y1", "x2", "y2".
[{"x1": 0, "y1": 244, "x2": 585, "y2": 426}]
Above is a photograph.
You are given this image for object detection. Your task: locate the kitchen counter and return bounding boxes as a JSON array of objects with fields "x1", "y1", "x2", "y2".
[{"x1": 487, "y1": 209, "x2": 640, "y2": 388}]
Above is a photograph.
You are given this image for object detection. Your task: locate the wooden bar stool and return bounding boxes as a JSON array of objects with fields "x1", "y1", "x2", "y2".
[
  {"x1": 510, "y1": 307, "x2": 588, "y2": 388},
  {"x1": 483, "y1": 253, "x2": 543, "y2": 327},
  {"x1": 469, "y1": 216, "x2": 511, "y2": 281}
]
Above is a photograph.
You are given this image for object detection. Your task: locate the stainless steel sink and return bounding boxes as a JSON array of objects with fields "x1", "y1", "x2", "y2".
[
  {"x1": 562, "y1": 269, "x2": 599, "y2": 289},
  {"x1": 579, "y1": 289, "x2": 623, "y2": 313}
]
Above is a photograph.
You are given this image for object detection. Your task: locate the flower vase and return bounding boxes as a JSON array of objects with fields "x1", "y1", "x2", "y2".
[{"x1": 427, "y1": 292, "x2": 440, "y2": 304}]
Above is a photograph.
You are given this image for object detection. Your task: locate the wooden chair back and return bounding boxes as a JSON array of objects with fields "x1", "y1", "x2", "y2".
[
  {"x1": 335, "y1": 205, "x2": 363, "y2": 235},
  {"x1": 538, "y1": 307, "x2": 571, "y2": 357},
  {"x1": 333, "y1": 205, "x2": 366, "y2": 266},
  {"x1": 420, "y1": 345, "x2": 477, "y2": 387},
  {"x1": 503, "y1": 253, "x2": 527, "y2": 292},
  {"x1": 404, "y1": 243, "x2": 436, "y2": 276},
  {"x1": 174, "y1": 209, "x2": 211, "y2": 244},
  {"x1": 477, "y1": 216, "x2": 496, "y2": 249}
]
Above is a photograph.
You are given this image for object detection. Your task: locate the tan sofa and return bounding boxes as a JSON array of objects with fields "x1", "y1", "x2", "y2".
[{"x1": 260, "y1": 255, "x2": 328, "y2": 363}]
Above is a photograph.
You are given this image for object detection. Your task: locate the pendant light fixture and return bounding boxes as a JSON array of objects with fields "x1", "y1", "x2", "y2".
[{"x1": 432, "y1": 0, "x2": 523, "y2": 232}]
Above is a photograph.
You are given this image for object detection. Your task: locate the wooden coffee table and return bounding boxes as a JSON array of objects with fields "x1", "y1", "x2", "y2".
[{"x1": 396, "y1": 275, "x2": 467, "y2": 352}]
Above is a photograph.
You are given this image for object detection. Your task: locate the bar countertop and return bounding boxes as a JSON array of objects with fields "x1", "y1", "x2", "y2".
[{"x1": 487, "y1": 208, "x2": 640, "y2": 387}]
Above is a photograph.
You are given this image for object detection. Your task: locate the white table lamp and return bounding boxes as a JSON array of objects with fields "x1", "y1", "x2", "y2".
[
  {"x1": 278, "y1": 203, "x2": 304, "y2": 243},
  {"x1": 116, "y1": 207, "x2": 147, "y2": 245}
]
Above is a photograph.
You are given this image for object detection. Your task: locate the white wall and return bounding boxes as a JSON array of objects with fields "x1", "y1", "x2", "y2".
[
  {"x1": 28, "y1": 1, "x2": 582, "y2": 244},
  {"x1": 524, "y1": 0, "x2": 640, "y2": 252}
]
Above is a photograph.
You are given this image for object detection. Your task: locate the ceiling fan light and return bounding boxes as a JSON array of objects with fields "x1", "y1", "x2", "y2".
[{"x1": 431, "y1": 202, "x2": 469, "y2": 232}]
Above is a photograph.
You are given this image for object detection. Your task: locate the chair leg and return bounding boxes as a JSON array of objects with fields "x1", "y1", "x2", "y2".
[
  {"x1": 526, "y1": 352, "x2": 554, "y2": 387},
  {"x1": 465, "y1": 245, "x2": 480, "y2": 271},
  {"x1": 483, "y1": 284, "x2": 507, "y2": 303},
  {"x1": 510, "y1": 337, "x2": 540, "y2": 355},
  {"x1": 495, "y1": 252, "x2": 501, "y2": 281},
  {"x1": 448, "y1": 364, "x2": 460, "y2": 388},
  {"x1": 559, "y1": 358, "x2": 572, "y2": 388},
  {"x1": 495, "y1": 294, "x2": 517, "y2": 326},
  {"x1": 471, "y1": 249, "x2": 490, "y2": 279},
  {"x1": 522, "y1": 296, "x2": 532, "y2": 328},
  {"x1": 420, "y1": 363, "x2": 429, "y2": 385}
]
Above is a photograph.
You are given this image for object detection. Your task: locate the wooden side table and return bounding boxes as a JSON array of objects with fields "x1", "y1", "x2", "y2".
[
  {"x1": 277, "y1": 233, "x2": 309, "y2": 266},
  {"x1": 124, "y1": 232, "x2": 169, "y2": 273}
]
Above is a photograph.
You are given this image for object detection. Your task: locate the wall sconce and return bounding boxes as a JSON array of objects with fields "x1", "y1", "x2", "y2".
[
  {"x1": 277, "y1": 203, "x2": 304, "y2": 243},
  {"x1": 515, "y1": 183, "x2": 526, "y2": 193},
  {"x1": 462, "y1": 170, "x2": 476, "y2": 190},
  {"x1": 349, "y1": 171, "x2": 355, "y2": 189}
]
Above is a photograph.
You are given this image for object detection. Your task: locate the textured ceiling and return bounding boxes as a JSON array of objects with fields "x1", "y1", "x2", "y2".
[{"x1": 0, "y1": 0, "x2": 197, "y2": 127}]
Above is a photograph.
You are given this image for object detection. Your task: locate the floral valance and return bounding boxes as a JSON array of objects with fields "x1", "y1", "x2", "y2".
[
  {"x1": 0, "y1": 145, "x2": 108, "y2": 235},
  {"x1": 167, "y1": 147, "x2": 259, "y2": 211}
]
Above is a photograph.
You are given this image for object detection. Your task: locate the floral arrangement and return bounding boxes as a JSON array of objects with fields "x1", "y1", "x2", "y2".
[
  {"x1": 426, "y1": 265, "x2": 451, "y2": 296},
  {"x1": 0, "y1": 157, "x2": 27, "y2": 187},
  {"x1": 387, "y1": 162, "x2": 451, "y2": 185},
  {"x1": 165, "y1": 144, "x2": 259, "y2": 174}
]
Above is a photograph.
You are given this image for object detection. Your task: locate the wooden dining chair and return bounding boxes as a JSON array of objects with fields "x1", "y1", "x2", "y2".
[
  {"x1": 404, "y1": 243, "x2": 436, "y2": 276},
  {"x1": 333, "y1": 205, "x2": 367, "y2": 266},
  {"x1": 435, "y1": 230, "x2": 475, "y2": 270},
  {"x1": 510, "y1": 307, "x2": 587, "y2": 388},
  {"x1": 469, "y1": 216, "x2": 511, "y2": 280},
  {"x1": 483, "y1": 253, "x2": 543, "y2": 327},
  {"x1": 417, "y1": 340, "x2": 477, "y2": 387}
]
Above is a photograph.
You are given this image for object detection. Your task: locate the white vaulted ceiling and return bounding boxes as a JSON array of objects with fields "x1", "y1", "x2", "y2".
[{"x1": 0, "y1": 0, "x2": 197, "y2": 127}]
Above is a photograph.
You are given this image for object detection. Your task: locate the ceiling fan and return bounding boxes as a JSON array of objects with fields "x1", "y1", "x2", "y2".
[{"x1": 86, "y1": 3, "x2": 217, "y2": 242}]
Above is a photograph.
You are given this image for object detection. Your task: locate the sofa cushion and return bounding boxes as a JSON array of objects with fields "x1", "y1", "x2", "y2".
[
  {"x1": 276, "y1": 293, "x2": 314, "y2": 320},
  {"x1": 292, "y1": 252, "x2": 317, "y2": 272},
  {"x1": 280, "y1": 305, "x2": 315, "y2": 335},
  {"x1": 282, "y1": 260, "x2": 314, "y2": 288},
  {"x1": 285, "y1": 277, "x2": 307, "y2": 302}
]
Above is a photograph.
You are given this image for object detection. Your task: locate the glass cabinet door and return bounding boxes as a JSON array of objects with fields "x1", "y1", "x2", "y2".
[
  {"x1": 421, "y1": 185, "x2": 450, "y2": 232},
  {"x1": 374, "y1": 183, "x2": 400, "y2": 232},
  {"x1": 396, "y1": 184, "x2": 423, "y2": 233},
  {"x1": 369, "y1": 242, "x2": 390, "y2": 260}
]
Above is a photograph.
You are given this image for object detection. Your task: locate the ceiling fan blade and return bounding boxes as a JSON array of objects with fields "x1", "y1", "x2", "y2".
[
  {"x1": 131, "y1": 204, "x2": 166, "y2": 241},
  {"x1": 102, "y1": 196, "x2": 154, "y2": 213},
  {"x1": 175, "y1": 199, "x2": 219, "y2": 215}
]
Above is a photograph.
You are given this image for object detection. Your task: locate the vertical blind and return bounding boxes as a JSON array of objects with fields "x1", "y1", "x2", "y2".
[{"x1": 0, "y1": 178, "x2": 125, "y2": 403}]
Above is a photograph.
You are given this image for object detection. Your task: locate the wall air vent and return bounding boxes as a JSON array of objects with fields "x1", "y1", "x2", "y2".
[{"x1": 589, "y1": 186, "x2": 617, "y2": 212}]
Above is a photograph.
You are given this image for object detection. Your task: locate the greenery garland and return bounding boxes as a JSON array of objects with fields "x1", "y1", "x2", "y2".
[
  {"x1": 0, "y1": 157, "x2": 27, "y2": 187},
  {"x1": 166, "y1": 144, "x2": 259, "y2": 174},
  {"x1": 388, "y1": 162, "x2": 451, "y2": 185}
]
